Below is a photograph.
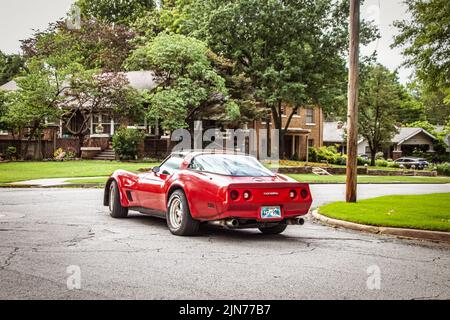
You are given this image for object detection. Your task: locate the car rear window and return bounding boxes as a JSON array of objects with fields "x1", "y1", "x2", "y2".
[{"x1": 189, "y1": 154, "x2": 275, "y2": 177}]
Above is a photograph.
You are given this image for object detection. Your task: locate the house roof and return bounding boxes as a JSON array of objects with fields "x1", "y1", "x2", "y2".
[
  {"x1": 392, "y1": 127, "x2": 436, "y2": 144},
  {"x1": 123, "y1": 71, "x2": 158, "y2": 90},
  {"x1": 0, "y1": 70, "x2": 158, "y2": 92},
  {"x1": 323, "y1": 122, "x2": 437, "y2": 146},
  {"x1": 323, "y1": 121, "x2": 345, "y2": 143}
]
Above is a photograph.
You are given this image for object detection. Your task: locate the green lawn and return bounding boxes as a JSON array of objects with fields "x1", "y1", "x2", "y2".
[
  {"x1": 289, "y1": 174, "x2": 450, "y2": 184},
  {"x1": 0, "y1": 161, "x2": 158, "y2": 183},
  {"x1": 319, "y1": 193, "x2": 450, "y2": 232}
]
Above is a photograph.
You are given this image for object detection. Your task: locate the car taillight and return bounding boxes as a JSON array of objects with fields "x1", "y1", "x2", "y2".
[
  {"x1": 243, "y1": 190, "x2": 252, "y2": 200},
  {"x1": 300, "y1": 189, "x2": 308, "y2": 199},
  {"x1": 289, "y1": 190, "x2": 297, "y2": 199},
  {"x1": 230, "y1": 190, "x2": 239, "y2": 200}
]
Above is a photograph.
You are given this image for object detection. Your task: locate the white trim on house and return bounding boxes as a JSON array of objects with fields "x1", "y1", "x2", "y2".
[{"x1": 396, "y1": 128, "x2": 437, "y2": 145}]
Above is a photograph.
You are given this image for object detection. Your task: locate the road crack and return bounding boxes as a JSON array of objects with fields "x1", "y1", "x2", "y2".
[{"x1": 0, "y1": 247, "x2": 19, "y2": 270}]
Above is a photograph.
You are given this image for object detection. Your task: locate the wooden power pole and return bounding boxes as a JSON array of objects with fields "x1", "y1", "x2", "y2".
[{"x1": 346, "y1": 0, "x2": 360, "y2": 202}]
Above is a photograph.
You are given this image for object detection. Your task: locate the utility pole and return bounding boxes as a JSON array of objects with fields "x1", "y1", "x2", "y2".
[{"x1": 346, "y1": 0, "x2": 360, "y2": 202}]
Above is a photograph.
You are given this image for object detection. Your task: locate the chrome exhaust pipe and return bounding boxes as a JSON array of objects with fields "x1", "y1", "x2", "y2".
[
  {"x1": 286, "y1": 217, "x2": 305, "y2": 225},
  {"x1": 208, "y1": 219, "x2": 240, "y2": 228},
  {"x1": 225, "y1": 219, "x2": 239, "y2": 228}
]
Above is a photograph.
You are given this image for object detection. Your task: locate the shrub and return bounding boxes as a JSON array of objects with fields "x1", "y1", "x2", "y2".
[
  {"x1": 5, "y1": 146, "x2": 17, "y2": 160},
  {"x1": 375, "y1": 159, "x2": 389, "y2": 167},
  {"x1": 436, "y1": 163, "x2": 450, "y2": 176},
  {"x1": 54, "y1": 148, "x2": 65, "y2": 159},
  {"x1": 357, "y1": 157, "x2": 370, "y2": 166},
  {"x1": 388, "y1": 161, "x2": 400, "y2": 168},
  {"x1": 335, "y1": 156, "x2": 347, "y2": 166},
  {"x1": 308, "y1": 146, "x2": 339, "y2": 164},
  {"x1": 112, "y1": 128, "x2": 145, "y2": 160},
  {"x1": 291, "y1": 152, "x2": 300, "y2": 161}
]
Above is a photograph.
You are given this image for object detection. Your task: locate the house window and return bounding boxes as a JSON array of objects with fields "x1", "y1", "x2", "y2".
[
  {"x1": 280, "y1": 105, "x2": 286, "y2": 116},
  {"x1": 306, "y1": 108, "x2": 314, "y2": 124},
  {"x1": 308, "y1": 139, "x2": 315, "y2": 148},
  {"x1": 0, "y1": 129, "x2": 8, "y2": 136},
  {"x1": 91, "y1": 114, "x2": 118, "y2": 135},
  {"x1": 296, "y1": 108, "x2": 301, "y2": 116},
  {"x1": 128, "y1": 118, "x2": 149, "y2": 131}
]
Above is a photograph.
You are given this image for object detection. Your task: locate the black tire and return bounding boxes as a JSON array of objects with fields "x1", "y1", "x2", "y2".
[
  {"x1": 258, "y1": 224, "x2": 287, "y2": 235},
  {"x1": 108, "y1": 180, "x2": 128, "y2": 218},
  {"x1": 166, "y1": 190, "x2": 199, "y2": 236}
]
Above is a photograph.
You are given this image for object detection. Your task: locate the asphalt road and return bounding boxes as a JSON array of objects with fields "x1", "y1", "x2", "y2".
[{"x1": 0, "y1": 184, "x2": 449, "y2": 300}]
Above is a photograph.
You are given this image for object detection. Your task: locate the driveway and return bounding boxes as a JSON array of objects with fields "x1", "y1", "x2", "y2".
[{"x1": 0, "y1": 185, "x2": 449, "y2": 299}]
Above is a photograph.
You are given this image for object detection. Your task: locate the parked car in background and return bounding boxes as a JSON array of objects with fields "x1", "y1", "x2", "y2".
[
  {"x1": 358, "y1": 154, "x2": 369, "y2": 161},
  {"x1": 104, "y1": 150, "x2": 312, "y2": 236},
  {"x1": 394, "y1": 157, "x2": 429, "y2": 169}
]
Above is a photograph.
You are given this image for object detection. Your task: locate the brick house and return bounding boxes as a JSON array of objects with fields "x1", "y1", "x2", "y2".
[
  {"x1": 1, "y1": 71, "x2": 324, "y2": 160},
  {"x1": 248, "y1": 105, "x2": 323, "y2": 160}
]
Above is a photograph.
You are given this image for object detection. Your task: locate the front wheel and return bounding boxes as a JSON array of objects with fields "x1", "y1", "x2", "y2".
[
  {"x1": 258, "y1": 224, "x2": 287, "y2": 235},
  {"x1": 166, "y1": 190, "x2": 199, "y2": 236}
]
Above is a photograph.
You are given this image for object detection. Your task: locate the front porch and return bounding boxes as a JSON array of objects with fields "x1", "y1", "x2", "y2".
[{"x1": 284, "y1": 128, "x2": 311, "y2": 160}]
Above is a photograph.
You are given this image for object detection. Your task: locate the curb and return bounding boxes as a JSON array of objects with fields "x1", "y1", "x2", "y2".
[{"x1": 311, "y1": 210, "x2": 450, "y2": 243}]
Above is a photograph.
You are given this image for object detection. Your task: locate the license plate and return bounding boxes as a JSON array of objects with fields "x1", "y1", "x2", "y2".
[{"x1": 260, "y1": 206, "x2": 281, "y2": 219}]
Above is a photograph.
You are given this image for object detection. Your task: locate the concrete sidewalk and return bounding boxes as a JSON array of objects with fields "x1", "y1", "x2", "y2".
[{"x1": 10, "y1": 177, "x2": 105, "y2": 187}]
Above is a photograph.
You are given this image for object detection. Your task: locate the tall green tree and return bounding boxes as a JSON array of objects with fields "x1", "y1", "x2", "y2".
[
  {"x1": 0, "y1": 51, "x2": 25, "y2": 85},
  {"x1": 2, "y1": 59, "x2": 69, "y2": 159},
  {"x1": 178, "y1": 0, "x2": 378, "y2": 157},
  {"x1": 393, "y1": 0, "x2": 450, "y2": 95},
  {"x1": 61, "y1": 70, "x2": 145, "y2": 155},
  {"x1": 126, "y1": 33, "x2": 238, "y2": 131},
  {"x1": 359, "y1": 65, "x2": 401, "y2": 166},
  {"x1": 77, "y1": 0, "x2": 156, "y2": 26},
  {"x1": 21, "y1": 20, "x2": 135, "y2": 72}
]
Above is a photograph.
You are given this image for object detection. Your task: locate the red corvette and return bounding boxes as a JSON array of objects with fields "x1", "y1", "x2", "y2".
[{"x1": 104, "y1": 151, "x2": 312, "y2": 236}]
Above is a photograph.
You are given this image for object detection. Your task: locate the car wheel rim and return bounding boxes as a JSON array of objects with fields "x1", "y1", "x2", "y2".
[
  {"x1": 109, "y1": 185, "x2": 114, "y2": 212},
  {"x1": 169, "y1": 197, "x2": 183, "y2": 229}
]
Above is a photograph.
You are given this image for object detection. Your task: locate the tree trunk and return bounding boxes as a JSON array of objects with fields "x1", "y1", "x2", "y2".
[
  {"x1": 77, "y1": 134, "x2": 84, "y2": 158},
  {"x1": 370, "y1": 148, "x2": 376, "y2": 166},
  {"x1": 36, "y1": 131, "x2": 43, "y2": 160},
  {"x1": 279, "y1": 129, "x2": 286, "y2": 159}
]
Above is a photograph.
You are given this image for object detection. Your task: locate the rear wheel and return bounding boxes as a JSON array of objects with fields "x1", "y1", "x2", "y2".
[
  {"x1": 166, "y1": 190, "x2": 199, "y2": 236},
  {"x1": 109, "y1": 180, "x2": 128, "y2": 218},
  {"x1": 258, "y1": 224, "x2": 287, "y2": 235}
]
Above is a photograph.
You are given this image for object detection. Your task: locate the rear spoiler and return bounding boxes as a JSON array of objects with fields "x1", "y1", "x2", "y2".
[{"x1": 228, "y1": 182, "x2": 308, "y2": 189}]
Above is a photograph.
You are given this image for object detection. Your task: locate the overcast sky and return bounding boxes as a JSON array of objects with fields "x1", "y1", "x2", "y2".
[{"x1": 0, "y1": 0, "x2": 412, "y2": 83}]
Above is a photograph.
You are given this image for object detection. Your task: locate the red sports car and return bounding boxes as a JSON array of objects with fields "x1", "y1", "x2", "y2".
[{"x1": 104, "y1": 151, "x2": 312, "y2": 236}]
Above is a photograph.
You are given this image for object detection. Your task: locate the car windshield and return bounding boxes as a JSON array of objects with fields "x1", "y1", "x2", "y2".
[
  {"x1": 189, "y1": 154, "x2": 275, "y2": 177},
  {"x1": 160, "y1": 155, "x2": 184, "y2": 175}
]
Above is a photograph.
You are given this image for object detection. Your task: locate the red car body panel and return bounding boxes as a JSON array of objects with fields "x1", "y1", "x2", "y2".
[{"x1": 106, "y1": 153, "x2": 313, "y2": 222}]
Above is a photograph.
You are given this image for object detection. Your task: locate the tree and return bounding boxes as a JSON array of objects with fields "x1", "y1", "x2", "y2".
[
  {"x1": 21, "y1": 19, "x2": 136, "y2": 72},
  {"x1": 178, "y1": 0, "x2": 378, "y2": 157},
  {"x1": 2, "y1": 59, "x2": 68, "y2": 159},
  {"x1": 77, "y1": 0, "x2": 156, "y2": 26},
  {"x1": 391, "y1": 82, "x2": 425, "y2": 124},
  {"x1": 61, "y1": 70, "x2": 145, "y2": 155},
  {"x1": 0, "y1": 90, "x2": 10, "y2": 131},
  {"x1": 393, "y1": 0, "x2": 450, "y2": 96},
  {"x1": 125, "y1": 33, "x2": 238, "y2": 131},
  {"x1": 358, "y1": 65, "x2": 401, "y2": 166},
  {"x1": 0, "y1": 51, "x2": 25, "y2": 86}
]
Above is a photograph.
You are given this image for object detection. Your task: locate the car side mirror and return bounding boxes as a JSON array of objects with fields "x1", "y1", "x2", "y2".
[{"x1": 152, "y1": 166, "x2": 160, "y2": 174}]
